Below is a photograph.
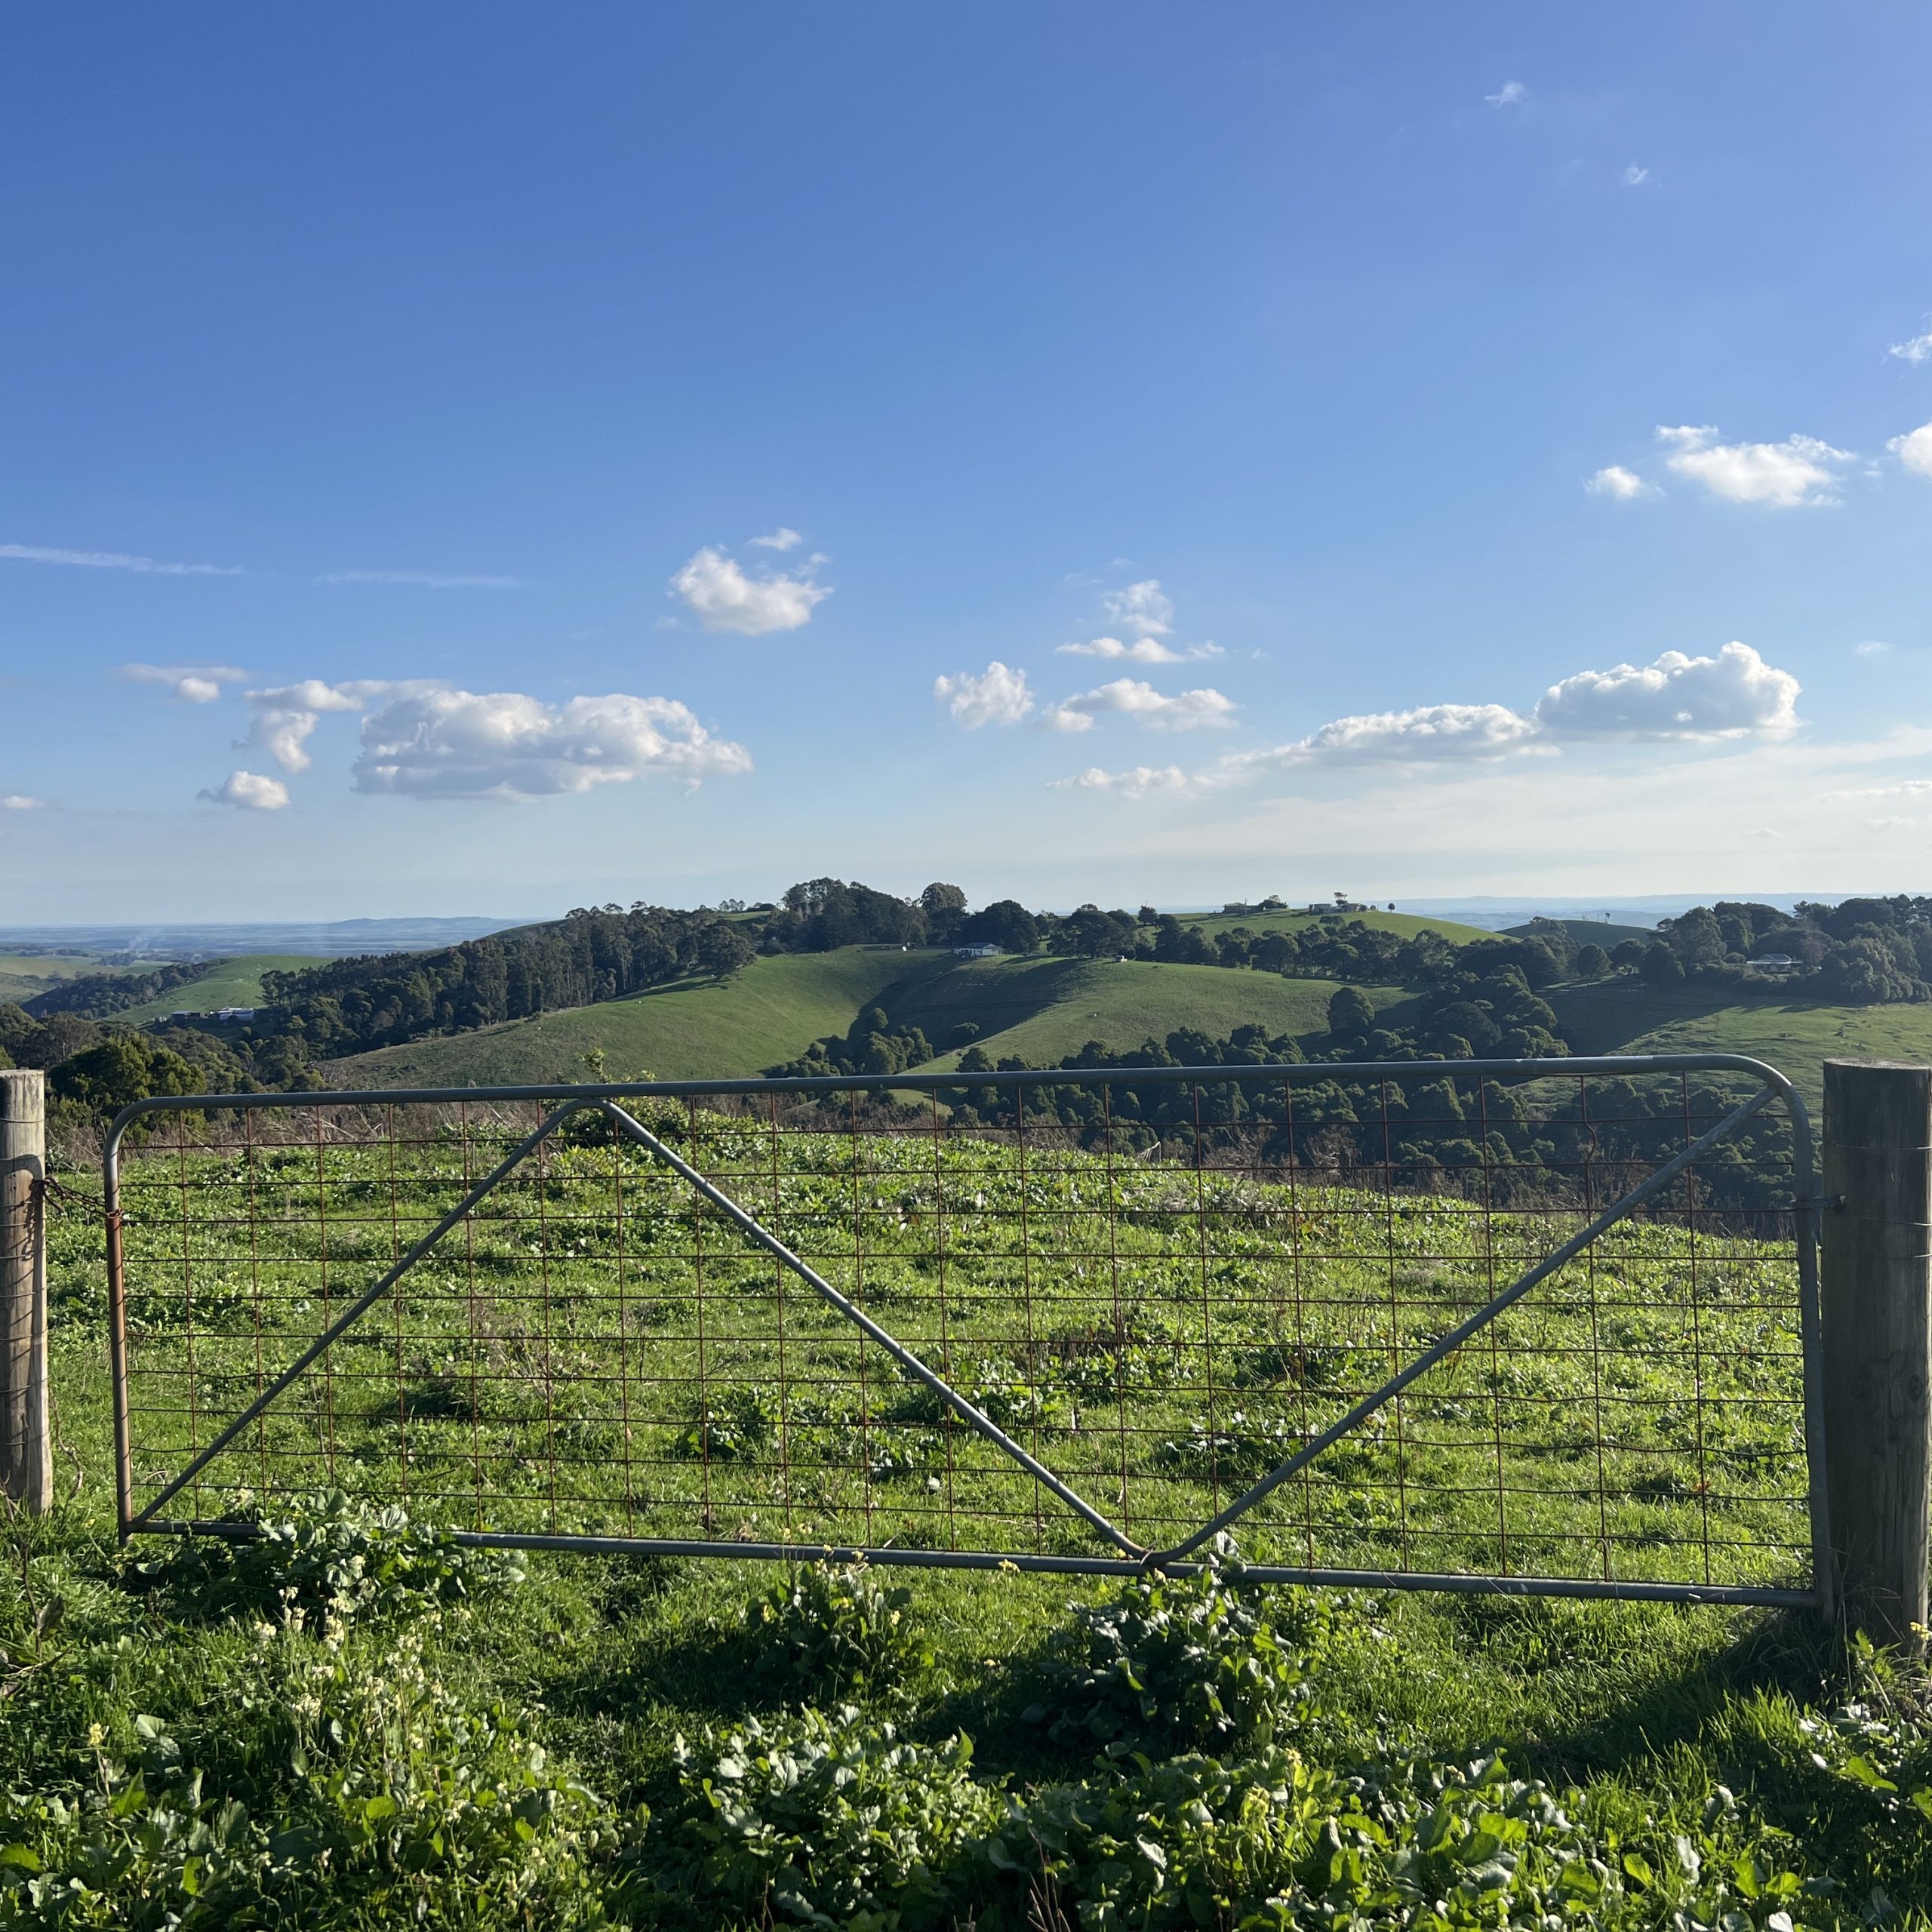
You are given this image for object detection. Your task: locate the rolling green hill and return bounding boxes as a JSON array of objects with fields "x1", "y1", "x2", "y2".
[
  {"x1": 328, "y1": 948, "x2": 957, "y2": 1087},
  {"x1": 900, "y1": 957, "x2": 1404, "y2": 1069},
  {"x1": 328, "y1": 950, "x2": 1405, "y2": 1089},
  {"x1": 0, "y1": 952, "x2": 131, "y2": 1005},
  {"x1": 1185, "y1": 907, "x2": 1494, "y2": 943},
  {"x1": 1503, "y1": 918, "x2": 1655, "y2": 948},
  {"x1": 1548, "y1": 980, "x2": 1932, "y2": 1109},
  {"x1": 112, "y1": 955, "x2": 327, "y2": 1024}
]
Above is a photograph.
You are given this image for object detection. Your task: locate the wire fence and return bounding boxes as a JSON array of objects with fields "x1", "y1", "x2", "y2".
[{"x1": 103, "y1": 1056, "x2": 1826, "y2": 1604}]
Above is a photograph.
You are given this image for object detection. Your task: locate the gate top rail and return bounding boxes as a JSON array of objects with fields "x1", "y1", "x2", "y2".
[{"x1": 103, "y1": 1049, "x2": 1814, "y2": 1151}]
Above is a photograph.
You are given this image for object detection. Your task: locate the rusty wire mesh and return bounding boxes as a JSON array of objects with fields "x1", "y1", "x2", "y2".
[{"x1": 106, "y1": 1061, "x2": 1823, "y2": 1600}]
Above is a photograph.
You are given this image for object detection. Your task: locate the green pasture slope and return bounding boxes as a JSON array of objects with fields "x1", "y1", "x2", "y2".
[
  {"x1": 1549, "y1": 979, "x2": 1932, "y2": 1109},
  {"x1": 26, "y1": 1106, "x2": 1930, "y2": 1923},
  {"x1": 0, "y1": 950, "x2": 131, "y2": 1004},
  {"x1": 1186, "y1": 906, "x2": 1493, "y2": 943},
  {"x1": 331, "y1": 950, "x2": 1407, "y2": 1091},
  {"x1": 328, "y1": 946, "x2": 958, "y2": 1087},
  {"x1": 111, "y1": 953, "x2": 327, "y2": 1023},
  {"x1": 904, "y1": 956, "x2": 1403, "y2": 1070}
]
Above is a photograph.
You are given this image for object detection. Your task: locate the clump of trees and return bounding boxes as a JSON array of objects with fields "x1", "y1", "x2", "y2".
[
  {"x1": 22, "y1": 958, "x2": 218, "y2": 1020},
  {"x1": 257, "y1": 903, "x2": 754, "y2": 1057},
  {"x1": 1611, "y1": 897, "x2": 1932, "y2": 1005},
  {"x1": 770, "y1": 1007, "x2": 935, "y2": 1078}
]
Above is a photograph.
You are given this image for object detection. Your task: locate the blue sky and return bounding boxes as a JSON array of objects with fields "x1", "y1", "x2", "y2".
[{"x1": 4, "y1": 4, "x2": 1930, "y2": 921}]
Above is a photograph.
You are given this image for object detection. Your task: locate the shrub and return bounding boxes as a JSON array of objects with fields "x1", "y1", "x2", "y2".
[
  {"x1": 1023, "y1": 1540, "x2": 1327, "y2": 1755},
  {"x1": 134, "y1": 1490, "x2": 522, "y2": 1632},
  {"x1": 658, "y1": 1706, "x2": 998, "y2": 1924},
  {"x1": 745, "y1": 1561, "x2": 932, "y2": 1697}
]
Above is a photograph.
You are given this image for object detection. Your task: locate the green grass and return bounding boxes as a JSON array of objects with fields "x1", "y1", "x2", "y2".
[
  {"x1": 328, "y1": 948, "x2": 958, "y2": 1087},
  {"x1": 329, "y1": 953, "x2": 1403, "y2": 1091},
  {"x1": 111, "y1": 954, "x2": 328, "y2": 1025},
  {"x1": 0, "y1": 951, "x2": 131, "y2": 1005},
  {"x1": 1550, "y1": 980, "x2": 1932, "y2": 1111},
  {"x1": 1186, "y1": 907, "x2": 1495, "y2": 943},
  {"x1": 901, "y1": 958, "x2": 1402, "y2": 1071}
]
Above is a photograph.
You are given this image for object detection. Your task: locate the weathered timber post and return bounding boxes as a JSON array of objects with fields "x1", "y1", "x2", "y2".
[
  {"x1": 0, "y1": 1068, "x2": 52, "y2": 1512},
  {"x1": 1822, "y1": 1060, "x2": 1932, "y2": 1647}
]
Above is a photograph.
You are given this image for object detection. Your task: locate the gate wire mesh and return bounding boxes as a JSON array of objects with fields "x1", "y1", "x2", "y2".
[{"x1": 104, "y1": 1057, "x2": 1826, "y2": 1606}]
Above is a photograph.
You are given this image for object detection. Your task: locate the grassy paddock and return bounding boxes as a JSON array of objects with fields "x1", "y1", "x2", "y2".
[{"x1": 16, "y1": 1096, "x2": 1932, "y2": 1929}]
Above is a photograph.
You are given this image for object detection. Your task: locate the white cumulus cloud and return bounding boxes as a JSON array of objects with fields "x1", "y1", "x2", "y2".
[
  {"x1": 121, "y1": 663, "x2": 250, "y2": 703},
  {"x1": 1888, "y1": 321, "x2": 1932, "y2": 365},
  {"x1": 1534, "y1": 642, "x2": 1800, "y2": 739},
  {"x1": 200, "y1": 770, "x2": 290, "y2": 811},
  {"x1": 1221, "y1": 703, "x2": 1539, "y2": 774},
  {"x1": 352, "y1": 686, "x2": 751, "y2": 798},
  {"x1": 1100, "y1": 579, "x2": 1174, "y2": 636},
  {"x1": 1586, "y1": 466, "x2": 1656, "y2": 500},
  {"x1": 1486, "y1": 80, "x2": 1526, "y2": 106},
  {"x1": 1887, "y1": 421, "x2": 1932, "y2": 478},
  {"x1": 243, "y1": 680, "x2": 366, "y2": 772},
  {"x1": 2, "y1": 794, "x2": 46, "y2": 811},
  {"x1": 749, "y1": 528, "x2": 803, "y2": 550},
  {"x1": 670, "y1": 545, "x2": 829, "y2": 635},
  {"x1": 1044, "y1": 678, "x2": 1236, "y2": 734},
  {"x1": 1656, "y1": 424, "x2": 1853, "y2": 507},
  {"x1": 934, "y1": 661, "x2": 1034, "y2": 728}
]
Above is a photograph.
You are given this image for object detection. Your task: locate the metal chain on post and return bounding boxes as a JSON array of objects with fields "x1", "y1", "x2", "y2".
[{"x1": 0, "y1": 1069, "x2": 53, "y2": 1512}]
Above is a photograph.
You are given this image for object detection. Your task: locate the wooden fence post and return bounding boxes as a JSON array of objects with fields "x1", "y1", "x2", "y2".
[
  {"x1": 1822, "y1": 1059, "x2": 1932, "y2": 1647},
  {"x1": 0, "y1": 1068, "x2": 52, "y2": 1512}
]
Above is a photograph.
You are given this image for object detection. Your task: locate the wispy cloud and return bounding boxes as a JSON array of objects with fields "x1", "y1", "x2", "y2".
[
  {"x1": 749, "y1": 528, "x2": 803, "y2": 551},
  {"x1": 1856, "y1": 641, "x2": 1895, "y2": 657},
  {"x1": 1, "y1": 794, "x2": 46, "y2": 811},
  {"x1": 120, "y1": 663, "x2": 250, "y2": 704},
  {"x1": 1044, "y1": 678, "x2": 1236, "y2": 734},
  {"x1": 1057, "y1": 635, "x2": 1223, "y2": 664},
  {"x1": 1586, "y1": 465, "x2": 1656, "y2": 500},
  {"x1": 1100, "y1": 579, "x2": 1174, "y2": 636},
  {"x1": 1051, "y1": 764, "x2": 1197, "y2": 798},
  {"x1": 1486, "y1": 80, "x2": 1526, "y2": 106},
  {"x1": 318, "y1": 569, "x2": 530, "y2": 589},
  {"x1": 670, "y1": 543, "x2": 830, "y2": 635},
  {"x1": 1655, "y1": 424, "x2": 1853, "y2": 507},
  {"x1": 1621, "y1": 164, "x2": 1651, "y2": 187},
  {"x1": 1889, "y1": 319, "x2": 1932, "y2": 365},
  {"x1": 200, "y1": 770, "x2": 290, "y2": 811},
  {"x1": 1, "y1": 542, "x2": 245, "y2": 577},
  {"x1": 934, "y1": 661, "x2": 1034, "y2": 728}
]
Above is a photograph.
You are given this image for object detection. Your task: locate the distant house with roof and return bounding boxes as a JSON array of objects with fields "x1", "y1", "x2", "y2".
[{"x1": 953, "y1": 943, "x2": 1001, "y2": 960}]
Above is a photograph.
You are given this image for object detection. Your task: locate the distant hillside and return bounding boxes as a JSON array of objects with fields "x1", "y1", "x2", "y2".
[
  {"x1": 108, "y1": 955, "x2": 328, "y2": 1025},
  {"x1": 326, "y1": 951, "x2": 1400, "y2": 1090},
  {"x1": 1504, "y1": 918, "x2": 1655, "y2": 948},
  {"x1": 327, "y1": 949, "x2": 953, "y2": 1086},
  {"x1": 1546, "y1": 980, "x2": 1932, "y2": 1109},
  {"x1": 896, "y1": 958, "x2": 1401, "y2": 1070},
  {"x1": 1187, "y1": 908, "x2": 1494, "y2": 944}
]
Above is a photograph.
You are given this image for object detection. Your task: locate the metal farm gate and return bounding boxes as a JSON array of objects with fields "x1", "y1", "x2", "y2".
[{"x1": 103, "y1": 1055, "x2": 1831, "y2": 1611}]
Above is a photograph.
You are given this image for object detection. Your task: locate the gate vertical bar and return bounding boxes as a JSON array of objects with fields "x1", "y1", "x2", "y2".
[
  {"x1": 1822, "y1": 1059, "x2": 1932, "y2": 1648},
  {"x1": 0, "y1": 1069, "x2": 51, "y2": 1512}
]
